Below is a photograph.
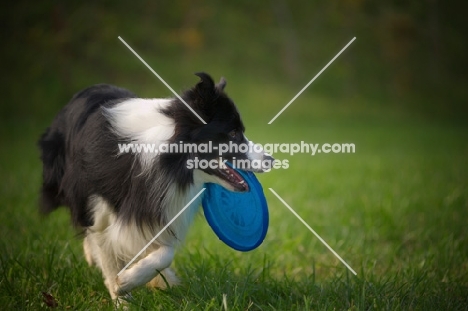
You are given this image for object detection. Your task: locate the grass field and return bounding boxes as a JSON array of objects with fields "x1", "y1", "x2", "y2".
[{"x1": 0, "y1": 92, "x2": 467, "y2": 310}]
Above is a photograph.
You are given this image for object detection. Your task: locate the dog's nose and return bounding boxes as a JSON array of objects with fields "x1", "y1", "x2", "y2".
[
  {"x1": 263, "y1": 153, "x2": 274, "y2": 162},
  {"x1": 259, "y1": 153, "x2": 275, "y2": 172}
]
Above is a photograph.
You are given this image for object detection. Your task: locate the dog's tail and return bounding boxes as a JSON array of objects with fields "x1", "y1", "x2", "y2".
[{"x1": 38, "y1": 128, "x2": 66, "y2": 214}]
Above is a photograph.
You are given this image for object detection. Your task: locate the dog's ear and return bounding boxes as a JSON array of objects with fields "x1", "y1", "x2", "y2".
[
  {"x1": 217, "y1": 77, "x2": 227, "y2": 90},
  {"x1": 194, "y1": 72, "x2": 216, "y2": 101}
]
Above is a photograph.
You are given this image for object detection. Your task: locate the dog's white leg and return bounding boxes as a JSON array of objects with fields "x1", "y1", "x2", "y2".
[
  {"x1": 84, "y1": 196, "x2": 124, "y2": 299},
  {"x1": 83, "y1": 235, "x2": 95, "y2": 266},
  {"x1": 97, "y1": 247, "x2": 123, "y2": 300},
  {"x1": 87, "y1": 232, "x2": 122, "y2": 299},
  {"x1": 115, "y1": 246, "x2": 175, "y2": 295},
  {"x1": 83, "y1": 232, "x2": 103, "y2": 268}
]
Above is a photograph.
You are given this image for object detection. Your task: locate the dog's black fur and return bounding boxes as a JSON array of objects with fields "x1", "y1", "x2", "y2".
[{"x1": 38, "y1": 73, "x2": 271, "y2": 299}]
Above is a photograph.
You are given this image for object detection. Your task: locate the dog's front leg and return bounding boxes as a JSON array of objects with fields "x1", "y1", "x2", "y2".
[{"x1": 115, "y1": 246, "x2": 174, "y2": 296}]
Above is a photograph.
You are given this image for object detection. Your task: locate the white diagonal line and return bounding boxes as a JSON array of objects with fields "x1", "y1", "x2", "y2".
[
  {"x1": 268, "y1": 37, "x2": 356, "y2": 124},
  {"x1": 268, "y1": 188, "x2": 357, "y2": 275},
  {"x1": 118, "y1": 36, "x2": 207, "y2": 124},
  {"x1": 117, "y1": 188, "x2": 206, "y2": 276}
]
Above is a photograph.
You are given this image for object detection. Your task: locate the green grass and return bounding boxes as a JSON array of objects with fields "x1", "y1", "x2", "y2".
[{"x1": 0, "y1": 98, "x2": 467, "y2": 310}]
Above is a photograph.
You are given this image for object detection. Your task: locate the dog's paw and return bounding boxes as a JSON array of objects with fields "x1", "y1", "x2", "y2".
[
  {"x1": 146, "y1": 268, "x2": 180, "y2": 290},
  {"x1": 115, "y1": 274, "x2": 134, "y2": 296},
  {"x1": 113, "y1": 293, "x2": 133, "y2": 310}
]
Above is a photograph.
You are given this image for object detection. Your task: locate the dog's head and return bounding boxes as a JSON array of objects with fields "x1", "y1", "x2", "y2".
[{"x1": 161, "y1": 72, "x2": 273, "y2": 192}]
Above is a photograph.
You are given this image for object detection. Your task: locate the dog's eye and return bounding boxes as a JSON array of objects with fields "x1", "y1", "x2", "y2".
[{"x1": 228, "y1": 130, "x2": 237, "y2": 138}]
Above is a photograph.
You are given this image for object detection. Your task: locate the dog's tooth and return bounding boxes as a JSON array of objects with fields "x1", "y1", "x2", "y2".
[{"x1": 239, "y1": 180, "x2": 245, "y2": 184}]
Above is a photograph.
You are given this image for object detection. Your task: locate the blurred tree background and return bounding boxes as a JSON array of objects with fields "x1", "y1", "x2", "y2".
[
  {"x1": 2, "y1": 2, "x2": 468, "y2": 309},
  {"x1": 1, "y1": 0, "x2": 467, "y2": 123}
]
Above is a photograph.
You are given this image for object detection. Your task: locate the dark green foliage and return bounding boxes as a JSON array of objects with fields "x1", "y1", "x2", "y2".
[{"x1": 1, "y1": 1, "x2": 467, "y2": 120}]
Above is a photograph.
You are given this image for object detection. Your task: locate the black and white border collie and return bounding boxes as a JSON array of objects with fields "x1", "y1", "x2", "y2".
[{"x1": 38, "y1": 73, "x2": 273, "y2": 300}]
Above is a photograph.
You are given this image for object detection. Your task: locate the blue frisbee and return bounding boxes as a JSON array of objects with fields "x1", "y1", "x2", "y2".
[{"x1": 202, "y1": 165, "x2": 268, "y2": 252}]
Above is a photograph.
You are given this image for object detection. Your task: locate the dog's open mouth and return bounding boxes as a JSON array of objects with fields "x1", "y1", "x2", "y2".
[{"x1": 214, "y1": 166, "x2": 249, "y2": 192}]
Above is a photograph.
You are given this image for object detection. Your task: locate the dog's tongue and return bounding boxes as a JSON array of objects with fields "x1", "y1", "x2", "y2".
[{"x1": 220, "y1": 166, "x2": 249, "y2": 192}]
